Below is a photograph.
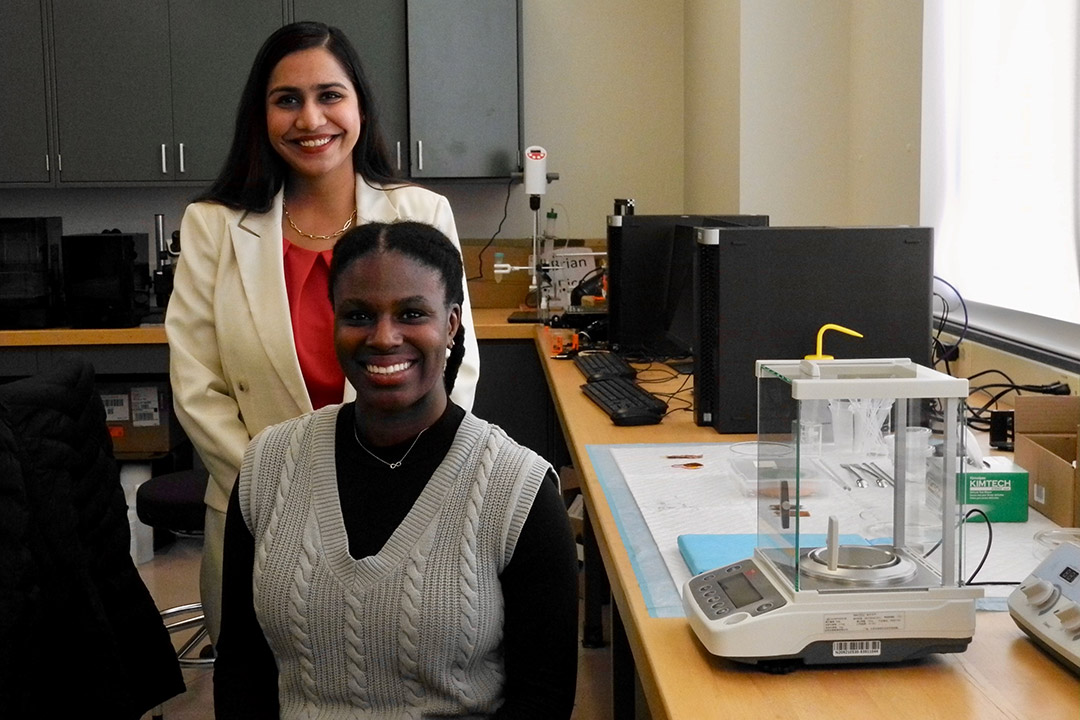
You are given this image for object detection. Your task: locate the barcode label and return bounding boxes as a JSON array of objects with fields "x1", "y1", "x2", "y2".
[
  {"x1": 833, "y1": 640, "x2": 882, "y2": 657},
  {"x1": 130, "y1": 387, "x2": 161, "y2": 427},
  {"x1": 100, "y1": 393, "x2": 130, "y2": 422}
]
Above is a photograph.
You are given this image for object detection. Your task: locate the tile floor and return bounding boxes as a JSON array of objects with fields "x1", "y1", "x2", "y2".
[{"x1": 136, "y1": 535, "x2": 613, "y2": 719}]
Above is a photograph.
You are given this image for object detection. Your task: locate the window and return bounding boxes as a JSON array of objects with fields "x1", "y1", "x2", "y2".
[{"x1": 921, "y1": 1, "x2": 1080, "y2": 364}]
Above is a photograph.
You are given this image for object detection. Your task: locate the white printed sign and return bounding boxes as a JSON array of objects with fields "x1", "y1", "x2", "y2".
[{"x1": 542, "y1": 247, "x2": 597, "y2": 309}]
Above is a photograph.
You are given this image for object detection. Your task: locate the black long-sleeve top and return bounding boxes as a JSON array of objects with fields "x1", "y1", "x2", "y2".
[{"x1": 213, "y1": 403, "x2": 579, "y2": 719}]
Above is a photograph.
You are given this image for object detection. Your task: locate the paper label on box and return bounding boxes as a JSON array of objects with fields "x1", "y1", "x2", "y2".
[
  {"x1": 130, "y1": 387, "x2": 161, "y2": 427},
  {"x1": 1034, "y1": 483, "x2": 1047, "y2": 505},
  {"x1": 101, "y1": 393, "x2": 130, "y2": 422}
]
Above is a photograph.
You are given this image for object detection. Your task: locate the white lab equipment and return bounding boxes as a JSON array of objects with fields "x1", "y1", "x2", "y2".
[{"x1": 683, "y1": 358, "x2": 982, "y2": 670}]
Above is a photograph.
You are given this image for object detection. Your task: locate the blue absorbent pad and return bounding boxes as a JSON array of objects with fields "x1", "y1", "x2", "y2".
[{"x1": 677, "y1": 533, "x2": 871, "y2": 576}]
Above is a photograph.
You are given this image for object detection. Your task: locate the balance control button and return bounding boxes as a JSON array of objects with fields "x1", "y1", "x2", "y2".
[
  {"x1": 1020, "y1": 579, "x2": 1056, "y2": 608},
  {"x1": 1054, "y1": 601, "x2": 1080, "y2": 632}
]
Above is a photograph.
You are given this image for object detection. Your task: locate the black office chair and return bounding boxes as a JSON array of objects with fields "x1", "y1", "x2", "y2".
[
  {"x1": 136, "y1": 467, "x2": 216, "y2": 669},
  {"x1": 0, "y1": 356, "x2": 184, "y2": 717}
]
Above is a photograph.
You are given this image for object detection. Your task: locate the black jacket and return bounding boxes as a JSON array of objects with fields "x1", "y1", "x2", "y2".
[{"x1": 0, "y1": 357, "x2": 184, "y2": 718}]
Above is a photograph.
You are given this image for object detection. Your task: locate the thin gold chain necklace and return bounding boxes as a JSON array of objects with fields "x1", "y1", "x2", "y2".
[
  {"x1": 282, "y1": 199, "x2": 357, "y2": 241},
  {"x1": 353, "y1": 424, "x2": 428, "y2": 470}
]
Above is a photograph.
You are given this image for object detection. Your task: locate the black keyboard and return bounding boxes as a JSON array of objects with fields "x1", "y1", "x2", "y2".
[
  {"x1": 581, "y1": 377, "x2": 667, "y2": 426},
  {"x1": 574, "y1": 351, "x2": 637, "y2": 382}
]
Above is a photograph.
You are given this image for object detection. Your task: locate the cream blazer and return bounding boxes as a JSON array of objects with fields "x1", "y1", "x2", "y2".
[{"x1": 165, "y1": 178, "x2": 480, "y2": 513}]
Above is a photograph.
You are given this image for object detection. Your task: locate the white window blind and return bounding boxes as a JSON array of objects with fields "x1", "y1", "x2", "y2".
[{"x1": 921, "y1": 0, "x2": 1080, "y2": 361}]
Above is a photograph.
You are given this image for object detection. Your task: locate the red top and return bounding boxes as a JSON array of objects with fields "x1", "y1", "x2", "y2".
[{"x1": 283, "y1": 240, "x2": 344, "y2": 409}]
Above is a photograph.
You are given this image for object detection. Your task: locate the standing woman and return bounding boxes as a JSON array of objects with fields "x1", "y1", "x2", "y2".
[{"x1": 165, "y1": 21, "x2": 480, "y2": 646}]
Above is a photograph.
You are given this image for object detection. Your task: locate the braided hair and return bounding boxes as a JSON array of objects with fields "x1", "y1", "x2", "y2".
[{"x1": 329, "y1": 221, "x2": 467, "y2": 395}]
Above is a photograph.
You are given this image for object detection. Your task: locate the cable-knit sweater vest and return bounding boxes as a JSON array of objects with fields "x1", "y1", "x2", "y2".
[{"x1": 238, "y1": 406, "x2": 551, "y2": 719}]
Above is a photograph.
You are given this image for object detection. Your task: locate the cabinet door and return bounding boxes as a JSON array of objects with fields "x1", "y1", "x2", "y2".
[
  {"x1": 0, "y1": 0, "x2": 53, "y2": 184},
  {"x1": 407, "y1": 0, "x2": 520, "y2": 178},
  {"x1": 169, "y1": 1, "x2": 284, "y2": 182},
  {"x1": 293, "y1": 0, "x2": 410, "y2": 175},
  {"x1": 51, "y1": 0, "x2": 174, "y2": 183}
]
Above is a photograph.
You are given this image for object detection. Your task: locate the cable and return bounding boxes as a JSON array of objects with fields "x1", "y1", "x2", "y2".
[
  {"x1": 920, "y1": 508, "x2": 995, "y2": 585},
  {"x1": 632, "y1": 361, "x2": 694, "y2": 417},
  {"x1": 961, "y1": 508, "x2": 992, "y2": 584},
  {"x1": 932, "y1": 276, "x2": 968, "y2": 370},
  {"x1": 466, "y1": 177, "x2": 515, "y2": 282}
]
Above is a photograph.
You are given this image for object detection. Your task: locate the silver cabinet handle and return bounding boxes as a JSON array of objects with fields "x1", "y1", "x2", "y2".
[
  {"x1": 58, "y1": 155, "x2": 62, "y2": 172},
  {"x1": 45, "y1": 155, "x2": 50, "y2": 172},
  {"x1": 396, "y1": 141, "x2": 401, "y2": 171},
  {"x1": 417, "y1": 140, "x2": 423, "y2": 171},
  {"x1": 179, "y1": 143, "x2": 186, "y2": 173},
  {"x1": 161, "y1": 144, "x2": 168, "y2": 174}
]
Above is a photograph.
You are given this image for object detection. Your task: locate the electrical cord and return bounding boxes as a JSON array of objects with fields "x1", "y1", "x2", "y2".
[
  {"x1": 963, "y1": 377, "x2": 1072, "y2": 430},
  {"x1": 932, "y1": 275, "x2": 968, "y2": 370},
  {"x1": 466, "y1": 177, "x2": 515, "y2": 282},
  {"x1": 921, "y1": 508, "x2": 1003, "y2": 586},
  {"x1": 632, "y1": 362, "x2": 694, "y2": 417}
]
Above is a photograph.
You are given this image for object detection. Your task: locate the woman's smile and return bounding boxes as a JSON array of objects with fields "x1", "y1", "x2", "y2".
[{"x1": 365, "y1": 359, "x2": 416, "y2": 376}]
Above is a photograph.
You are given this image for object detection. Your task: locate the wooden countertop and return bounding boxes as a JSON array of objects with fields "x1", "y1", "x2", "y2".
[
  {"x1": 534, "y1": 332, "x2": 1080, "y2": 720},
  {"x1": 0, "y1": 308, "x2": 535, "y2": 347},
  {"x1": 0, "y1": 325, "x2": 168, "y2": 346}
]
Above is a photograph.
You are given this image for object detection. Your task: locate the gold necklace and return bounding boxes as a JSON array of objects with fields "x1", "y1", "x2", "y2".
[
  {"x1": 353, "y1": 424, "x2": 428, "y2": 470},
  {"x1": 282, "y1": 199, "x2": 357, "y2": 241}
]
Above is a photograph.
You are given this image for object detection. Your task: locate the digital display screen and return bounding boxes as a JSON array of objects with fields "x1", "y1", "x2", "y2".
[
  {"x1": 720, "y1": 573, "x2": 764, "y2": 608},
  {"x1": 1060, "y1": 566, "x2": 1079, "y2": 583}
]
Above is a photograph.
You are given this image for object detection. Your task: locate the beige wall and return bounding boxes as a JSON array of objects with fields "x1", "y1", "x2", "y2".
[
  {"x1": 450, "y1": 0, "x2": 923, "y2": 238},
  {"x1": 848, "y1": 1, "x2": 923, "y2": 225},
  {"x1": 684, "y1": 0, "x2": 922, "y2": 227},
  {"x1": 685, "y1": 0, "x2": 742, "y2": 215}
]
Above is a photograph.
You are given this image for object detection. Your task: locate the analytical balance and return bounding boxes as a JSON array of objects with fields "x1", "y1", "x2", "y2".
[{"x1": 683, "y1": 358, "x2": 983, "y2": 669}]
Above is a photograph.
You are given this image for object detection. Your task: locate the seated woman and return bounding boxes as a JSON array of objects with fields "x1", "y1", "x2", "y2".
[{"x1": 213, "y1": 221, "x2": 579, "y2": 719}]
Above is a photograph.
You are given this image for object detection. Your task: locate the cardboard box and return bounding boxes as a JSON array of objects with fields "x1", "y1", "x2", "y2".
[
  {"x1": 960, "y1": 456, "x2": 1029, "y2": 522},
  {"x1": 1014, "y1": 396, "x2": 1080, "y2": 527},
  {"x1": 98, "y1": 381, "x2": 184, "y2": 456}
]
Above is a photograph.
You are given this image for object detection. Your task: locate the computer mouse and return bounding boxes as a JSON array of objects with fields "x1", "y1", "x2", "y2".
[{"x1": 609, "y1": 406, "x2": 663, "y2": 426}]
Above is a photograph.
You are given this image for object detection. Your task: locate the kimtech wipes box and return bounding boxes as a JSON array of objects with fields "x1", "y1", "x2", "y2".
[
  {"x1": 1014, "y1": 396, "x2": 1080, "y2": 528},
  {"x1": 960, "y1": 456, "x2": 1029, "y2": 522}
]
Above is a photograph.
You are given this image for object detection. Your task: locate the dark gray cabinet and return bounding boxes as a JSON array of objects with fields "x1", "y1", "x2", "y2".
[
  {"x1": 293, "y1": 0, "x2": 410, "y2": 175},
  {"x1": 4, "y1": 0, "x2": 518, "y2": 187},
  {"x1": 0, "y1": 0, "x2": 53, "y2": 185},
  {"x1": 167, "y1": 2, "x2": 286, "y2": 182},
  {"x1": 407, "y1": 0, "x2": 521, "y2": 178},
  {"x1": 51, "y1": 0, "x2": 174, "y2": 183},
  {"x1": 49, "y1": 0, "x2": 282, "y2": 184}
]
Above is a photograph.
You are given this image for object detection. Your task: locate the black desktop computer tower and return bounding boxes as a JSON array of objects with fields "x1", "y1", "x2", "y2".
[
  {"x1": 62, "y1": 232, "x2": 148, "y2": 328},
  {"x1": 606, "y1": 213, "x2": 769, "y2": 359},
  {"x1": 0, "y1": 217, "x2": 66, "y2": 329},
  {"x1": 693, "y1": 225, "x2": 934, "y2": 433}
]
